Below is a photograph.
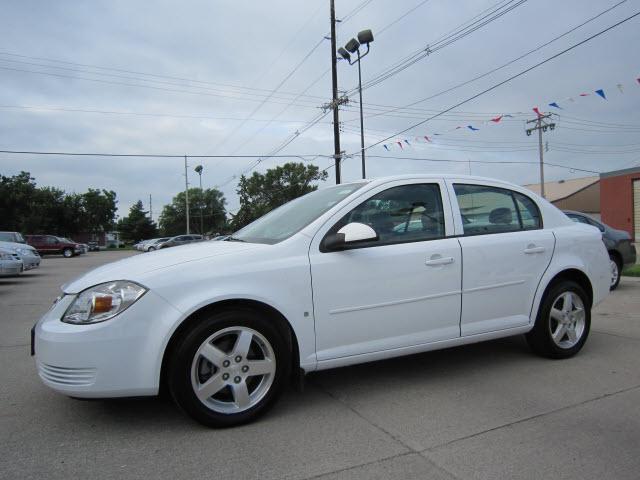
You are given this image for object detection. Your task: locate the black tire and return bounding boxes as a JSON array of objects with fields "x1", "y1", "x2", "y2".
[
  {"x1": 526, "y1": 280, "x2": 591, "y2": 359},
  {"x1": 609, "y1": 253, "x2": 622, "y2": 291},
  {"x1": 62, "y1": 248, "x2": 73, "y2": 258},
  {"x1": 147, "y1": 246, "x2": 156, "y2": 252},
  {"x1": 167, "y1": 308, "x2": 290, "y2": 427}
]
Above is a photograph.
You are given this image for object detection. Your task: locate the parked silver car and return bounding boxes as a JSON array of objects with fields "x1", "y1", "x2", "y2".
[
  {"x1": 157, "y1": 234, "x2": 204, "y2": 249},
  {"x1": 0, "y1": 247, "x2": 23, "y2": 276},
  {"x1": 0, "y1": 236, "x2": 41, "y2": 271},
  {"x1": 144, "y1": 237, "x2": 171, "y2": 252}
]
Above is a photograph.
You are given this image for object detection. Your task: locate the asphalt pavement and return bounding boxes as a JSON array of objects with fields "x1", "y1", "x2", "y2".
[{"x1": 1, "y1": 251, "x2": 639, "y2": 480}]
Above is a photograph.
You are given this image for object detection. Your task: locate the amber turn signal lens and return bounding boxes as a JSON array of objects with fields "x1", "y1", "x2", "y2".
[{"x1": 92, "y1": 295, "x2": 113, "y2": 313}]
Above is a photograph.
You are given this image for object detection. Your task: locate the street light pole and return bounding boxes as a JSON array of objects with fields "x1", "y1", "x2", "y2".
[
  {"x1": 184, "y1": 155, "x2": 190, "y2": 235},
  {"x1": 194, "y1": 165, "x2": 204, "y2": 235},
  {"x1": 338, "y1": 30, "x2": 373, "y2": 180},
  {"x1": 356, "y1": 48, "x2": 366, "y2": 179}
]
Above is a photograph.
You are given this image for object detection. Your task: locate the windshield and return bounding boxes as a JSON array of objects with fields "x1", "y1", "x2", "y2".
[
  {"x1": 0, "y1": 232, "x2": 24, "y2": 243},
  {"x1": 232, "y1": 183, "x2": 366, "y2": 244}
]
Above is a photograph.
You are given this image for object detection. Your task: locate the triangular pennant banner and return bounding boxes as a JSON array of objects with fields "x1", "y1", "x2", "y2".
[
  {"x1": 424, "y1": 135, "x2": 431, "y2": 143},
  {"x1": 595, "y1": 89, "x2": 606, "y2": 100},
  {"x1": 533, "y1": 107, "x2": 543, "y2": 117},
  {"x1": 490, "y1": 115, "x2": 503, "y2": 123},
  {"x1": 383, "y1": 144, "x2": 389, "y2": 151},
  {"x1": 467, "y1": 125, "x2": 479, "y2": 131},
  {"x1": 397, "y1": 141, "x2": 403, "y2": 149},
  {"x1": 548, "y1": 102, "x2": 562, "y2": 109}
]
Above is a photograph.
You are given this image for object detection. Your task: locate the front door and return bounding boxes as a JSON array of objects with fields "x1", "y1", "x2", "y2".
[
  {"x1": 309, "y1": 180, "x2": 462, "y2": 361},
  {"x1": 449, "y1": 182, "x2": 555, "y2": 335}
]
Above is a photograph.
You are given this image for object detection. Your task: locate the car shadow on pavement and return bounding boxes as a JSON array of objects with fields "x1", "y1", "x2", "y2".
[{"x1": 65, "y1": 336, "x2": 532, "y2": 429}]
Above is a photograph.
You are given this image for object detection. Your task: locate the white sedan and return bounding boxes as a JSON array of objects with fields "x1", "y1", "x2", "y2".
[{"x1": 33, "y1": 175, "x2": 610, "y2": 427}]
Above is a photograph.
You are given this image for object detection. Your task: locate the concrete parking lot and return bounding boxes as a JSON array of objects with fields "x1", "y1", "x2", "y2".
[{"x1": 1, "y1": 251, "x2": 639, "y2": 480}]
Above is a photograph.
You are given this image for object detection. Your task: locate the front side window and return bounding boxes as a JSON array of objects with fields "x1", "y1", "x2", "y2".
[
  {"x1": 326, "y1": 183, "x2": 445, "y2": 248},
  {"x1": 454, "y1": 184, "x2": 541, "y2": 235},
  {"x1": 567, "y1": 214, "x2": 589, "y2": 225},
  {"x1": 232, "y1": 182, "x2": 366, "y2": 245}
]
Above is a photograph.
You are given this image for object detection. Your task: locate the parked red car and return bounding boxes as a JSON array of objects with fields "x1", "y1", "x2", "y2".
[{"x1": 26, "y1": 235, "x2": 82, "y2": 258}]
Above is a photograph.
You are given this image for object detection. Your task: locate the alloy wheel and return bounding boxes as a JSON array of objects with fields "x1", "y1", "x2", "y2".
[
  {"x1": 190, "y1": 326, "x2": 276, "y2": 414},
  {"x1": 549, "y1": 291, "x2": 586, "y2": 349},
  {"x1": 610, "y1": 259, "x2": 619, "y2": 288}
]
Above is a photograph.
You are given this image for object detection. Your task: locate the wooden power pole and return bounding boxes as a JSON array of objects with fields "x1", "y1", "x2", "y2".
[
  {"x1": 329, "y1": 0, "x2": 342, "y2": 184},
  {"x1": 526, "y1": 113, "x2": 556, "y2": 199}
]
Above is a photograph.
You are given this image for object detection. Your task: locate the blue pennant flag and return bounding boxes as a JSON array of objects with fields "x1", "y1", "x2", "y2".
[
  {"x1": 404, "y1": 139, "x2": 411, "y2": 145},
  {"x1": 467, "y1": 125, "x2": 479, "y2": 131},
  {"x1": 595, "y1": 89, "x2": 606, "y2": 100},
  {"x1": 383, "y1": 144, "x2": 389, "y2": 151},
  {"x1": 548, "y1": 102, "x2": 562, "y2": 109}
]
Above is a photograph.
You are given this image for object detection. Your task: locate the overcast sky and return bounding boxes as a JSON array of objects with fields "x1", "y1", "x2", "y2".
[{"x1": 2, "y1": 0, "x2": 639, "y2": 219}]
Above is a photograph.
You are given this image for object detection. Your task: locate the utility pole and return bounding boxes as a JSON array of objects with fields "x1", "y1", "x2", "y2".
[
  {"x1": 149, "y1": 194, "x2": 152, "y2": 223},
  {"x1": 525, "y1": 113, "x2": 556, "y2": 199},
  {"x1": 330, "y1": 0, "x2": 342, "y2": 184},
  {"x1": 184, "y1": 155, "x2": 190, "y2": 234}
]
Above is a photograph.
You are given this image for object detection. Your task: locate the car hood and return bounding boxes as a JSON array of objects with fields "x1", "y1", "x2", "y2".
[
  {"x1": 63, "y1": 241, "x2": 263, "y2": 293},
  {"x1": 0, "y1": 241, "x2": 36, "y2": 253}
]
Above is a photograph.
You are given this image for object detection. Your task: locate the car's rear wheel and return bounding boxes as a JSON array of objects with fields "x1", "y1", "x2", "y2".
[
  {"x1": 609, "y1": 253, "x2": 621, "y2": 291},
  {"x1": 62, "y1": 248, "x2": 73, "y2": 258},
  {"x1": 168, "y1": 309, "x2": 290, "y2": 427},
  {"x1": 526, "y1": 280, "x2": 590, "y2": 359},
  {"x1": 148, "y1": 246, "x2": 156, "y2": 252}
]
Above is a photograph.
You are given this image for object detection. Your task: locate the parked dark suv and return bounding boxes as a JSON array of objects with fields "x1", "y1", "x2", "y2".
[
  {"x1": 564, "y1": 210, "x2": 636, "y2": 290},
  {"x1": 26, "y1": 235, "x2": 82, "y2": 258}
]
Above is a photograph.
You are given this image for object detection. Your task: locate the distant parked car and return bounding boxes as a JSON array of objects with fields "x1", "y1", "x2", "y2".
[
  {"x1": 157, "y1": 234, "x2": 203, "y2": 249},
  {"x1": 63, "y1": 239, "x2": 88, "y2": 254},
  {"x1": 0, "y1": 240, "x2": 41, "y2": 270},
  {"x1": 564, "y1": 210, "x2": 637, "y2": 290},
  {"x1": 87, "y1": 241, "x2": 100, "y2": 252},
  {"x1": 211, "y1": 235, "x2": 229, "y2": 241},
  {"x1": 0, "y1": 231, "x2": 27, "y2": 244},
  {"x1": 0, "y1": 247, "x2": 23, "y2": 276},
  {"x1": 26, "y1": 235, "x2": 82, "y2": 258},
  {"x1": 144, "y1": 237, "x2": 171, "y2": 252}
]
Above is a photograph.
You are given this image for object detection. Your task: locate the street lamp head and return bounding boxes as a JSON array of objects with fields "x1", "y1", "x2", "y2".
[
  {"x1": 357, "y1": 29, "x2": 374, "y2": 45},
  {"x1": 194, "y1": 165, "x2": 203, "y2": 174},
  {"x1": 345, "y1": 37, "x2": 360, "y2": 53},
  {"x1": 337, "y1": 47, "x2": 351, "y2": 62}
]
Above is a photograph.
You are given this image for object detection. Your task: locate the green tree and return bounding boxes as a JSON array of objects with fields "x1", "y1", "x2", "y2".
[
  {"x1": 159, "y1": 188, "x2": 226, "y2": 236},
  {"x1": 0, "y1": 171, "x2": 38, "y2": 231},
  {"x1": 117, "y1": 200, "x2": 158, "y2": 242},
  {"x1": 81, "y1": 189, "x2": 118, "y2": 233},
  {"x1": 230, "y1": 162, "x2": 327, "y2": 230}
]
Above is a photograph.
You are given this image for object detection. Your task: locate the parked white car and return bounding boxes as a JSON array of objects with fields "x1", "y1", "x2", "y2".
[
  {"x1": 33, "y1": 175, "x2": 610, "y2": 427},
  {"x1": 0, "y1": 241, "x2": 41, "y2": 270},
  {"x1": 0, "y1": 247, "x2": 24, "y2": 276}
]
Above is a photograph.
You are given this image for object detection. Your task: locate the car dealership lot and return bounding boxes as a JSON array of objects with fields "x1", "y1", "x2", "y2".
[{"x1": 1, "y1": 251, "x2": 639, "y2": 480}]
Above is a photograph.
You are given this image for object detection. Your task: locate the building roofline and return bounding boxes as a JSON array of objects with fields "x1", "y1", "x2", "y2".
[
  {"x1": 600, "y1": 166, "x2": 640, "y2": 178},
  {"x1": 551, "y1": 178, "x2": 600, "y2": 203}
]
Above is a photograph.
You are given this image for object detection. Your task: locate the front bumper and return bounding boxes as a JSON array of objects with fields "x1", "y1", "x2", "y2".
[
  {"x1": 34, "y1": 289, "x2": 182, "y2": 398},
  {"x1": 0, "y1": 259, "x2": 23, "y2": 276},
  {"x1": 22, "y1": 255, "x2": 41, "y2": 270}
]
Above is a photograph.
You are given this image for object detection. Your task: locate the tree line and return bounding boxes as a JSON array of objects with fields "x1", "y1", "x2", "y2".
[{"x1": 0, "y1": 162, "x2": 326, "y2": 241}]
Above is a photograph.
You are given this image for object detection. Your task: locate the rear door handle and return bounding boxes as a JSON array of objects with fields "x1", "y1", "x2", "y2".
[
  {"x1": 425, "y1": 255, "x2": 454, "y2": 266},
  {"x1": 524, "y1": 245, "x2": 545, "y2": 254}
]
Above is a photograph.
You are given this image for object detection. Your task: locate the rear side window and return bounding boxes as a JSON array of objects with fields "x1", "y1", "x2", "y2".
[
  {"x1": 513, "y1": 192, "x2": 542, "y2": 230},
  {"x1": 453, "y1": 184, "x2": 542, "y2": 235}
]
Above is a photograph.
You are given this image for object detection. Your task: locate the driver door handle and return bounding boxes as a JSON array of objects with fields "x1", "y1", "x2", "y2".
[{"x1": 425, "y1": 256, "x2": 454, "y2": 266}]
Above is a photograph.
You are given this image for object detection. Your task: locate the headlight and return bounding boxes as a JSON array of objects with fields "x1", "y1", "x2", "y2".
[{"x1": 62, "y1": 281, "x2": 147, "y2": 324}]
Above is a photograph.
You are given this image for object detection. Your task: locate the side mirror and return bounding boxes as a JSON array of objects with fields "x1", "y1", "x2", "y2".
[{"x1": 324, "y1": 222, "x2": 378, "y2": 251}]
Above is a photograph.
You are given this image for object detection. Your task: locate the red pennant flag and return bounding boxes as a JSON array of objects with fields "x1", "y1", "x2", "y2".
[
  {"x1": 579, "y1": 93, "x2": 590, "y2": 96},
  {"x1": 455, "y1": 126, "x2": 462, "y2": 130},
  {"x1": 424, "y1": 135, "x2": 431, "y2": 143},
  {"x1": 397, "y1": 141, "x2": 403, "y2": 149},
  {"x1": 490, "y1": 115, "x2": 503, "y2": 123},
  {"x1": 636, "y1": 77, "x2": 640, "y2": 85},
  {"x1": 533, "y1": 107, "x2": 543, "y2": 117}
]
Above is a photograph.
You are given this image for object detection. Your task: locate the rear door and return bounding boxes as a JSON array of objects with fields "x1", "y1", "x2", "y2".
[{"x1": 448, "y1": 181, "x2": 555, "y2": 335}]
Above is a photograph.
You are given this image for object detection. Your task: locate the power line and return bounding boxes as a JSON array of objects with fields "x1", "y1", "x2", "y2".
[
  {"x1": 354, "y1": 10, "x2": 640, "y2": 155},
  {"x1": 0, "y1": 149, "x2": 331, "y2": 159},
  {"x1": 348, "y1": 0, "x2": 629, "y2": 122}
]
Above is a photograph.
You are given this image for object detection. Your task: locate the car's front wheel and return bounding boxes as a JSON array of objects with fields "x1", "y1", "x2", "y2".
[
  {"x1": 167, "y1": 309, "x2": 290, "y2": 427},
  {"x1": 62, "y1": 248, "x2": 73, "y2": 258},
  {"x1": 147, "y1": 246, "x2": 156, "y2": 252},
  {"x1": 526, "y1": 280, "x2": 591, "y2": 359},
  {"x1": 609, "y1": 254, "x2": 621, "y2": 291}
]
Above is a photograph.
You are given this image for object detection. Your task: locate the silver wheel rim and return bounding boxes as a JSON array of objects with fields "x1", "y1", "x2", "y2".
[
  {"x1": 190, "y1": 326, "x2": 276, "y2": 414},
  {"x1": 610, "y1": 259, "x2": 619, "y2": 287},
  {"x1": 63, "y1": 249, "x2": 72, "y2": 257},
  {"x1": 549, "y1": 291, "x2": 586, "y2": 349}
]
